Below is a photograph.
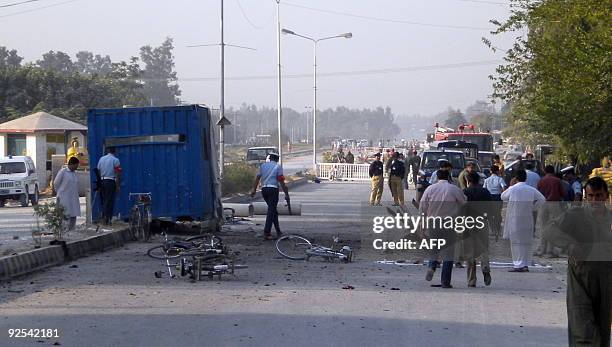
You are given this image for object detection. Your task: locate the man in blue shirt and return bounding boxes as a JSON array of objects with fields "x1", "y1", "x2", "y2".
[
  {"x1": 250, "y1": 153, "x2": 290, "y2": 240},
  {"x1": 96, "y1": 147, "x2": 121, "y2": 225}
]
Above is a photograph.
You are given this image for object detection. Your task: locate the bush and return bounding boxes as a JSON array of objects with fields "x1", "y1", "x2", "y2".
[
  {"x1": 33, "y1": 201, "x2": 65, "y2": 240},
  {"x1": 222, "y1": 163, "x2": 257, "y2": 196}
]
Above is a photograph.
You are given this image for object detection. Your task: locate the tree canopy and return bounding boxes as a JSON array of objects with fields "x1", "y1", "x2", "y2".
[
  {"x1": 485, "y1": 0, "x2": 611, "y2": 162},
  {"x1": 0, "y1": 37, "x2": 181, "y2": 124}
]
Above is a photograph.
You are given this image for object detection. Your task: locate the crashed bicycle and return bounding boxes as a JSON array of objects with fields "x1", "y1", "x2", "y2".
[{"x1": 276, "y1": 234, "x2": 353, "y2": 262}]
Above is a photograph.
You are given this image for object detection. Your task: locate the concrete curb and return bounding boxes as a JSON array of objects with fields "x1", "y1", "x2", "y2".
[
  {"x1": 222, "y1": 177, "x2": 310, "y2": 204},
  {"x1": 0, "y1": 228, "x2": 131, "y2": 281}
]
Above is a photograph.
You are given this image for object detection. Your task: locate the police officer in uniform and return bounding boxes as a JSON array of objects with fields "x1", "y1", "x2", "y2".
[{"x1": 369, "y1": 153, "x2": 384, "y2": 205}]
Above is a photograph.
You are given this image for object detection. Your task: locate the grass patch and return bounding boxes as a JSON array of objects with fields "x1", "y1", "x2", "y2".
[{"x1": 222, "y1": 162, "x2": 257, "y2": 196}]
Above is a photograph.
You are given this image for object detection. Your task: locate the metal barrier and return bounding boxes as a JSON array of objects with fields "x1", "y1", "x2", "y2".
[{"x1": 316, "y1": 163, "x2": 415, "y2": 184}]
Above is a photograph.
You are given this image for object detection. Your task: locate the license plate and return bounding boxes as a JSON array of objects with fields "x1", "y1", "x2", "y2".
[{"x1": 0, "y1": 190, "x2": 8, "y2": 195}]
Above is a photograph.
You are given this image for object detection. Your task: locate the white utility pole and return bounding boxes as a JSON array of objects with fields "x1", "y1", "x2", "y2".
[
  {"x1": 275, "y1": 0, "x2": 283, "y2": 164},
  {"x1": 282, "y1": 29, "x2": 352, "y2": 170},
  {"x1": 219, "y1": 0, "x2": 226, "y2": 179}
]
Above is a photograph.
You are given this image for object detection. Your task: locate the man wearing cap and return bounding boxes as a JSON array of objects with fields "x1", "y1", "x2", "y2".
[
  {"x1": 562, "y1": 166, "x2": 583, "y2": 201},
  {"x1": 388, "y1": 152, "x2": 406, "y2": 206},
  {"x1": 250, "y1": 153, "x2": 289, "y2": 240},
  {"x1": 369, "y1": 152, "x2": 384, "y2": 205}
]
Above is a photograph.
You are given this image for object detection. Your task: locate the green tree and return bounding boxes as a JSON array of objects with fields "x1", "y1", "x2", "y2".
[
  {"x1": 75, "y1": 51, "x2": 112, "y2": 75},
  {"x1": 485, "y1": 0, "x2": 611, "y2": 162},
  {"x1": 139, "y1": 37, "x2": 181, "y2": 106},
  {"x1": 442, "y1": 107, "x2": 467, "y2": 129},
  {"x1": 37, "y1": 50, "x2": 75, "y2": 74},
  {"x1": 465, "y1": 100, "x2": 496, "y2": 131},
  {"x1": 0, "y1": 47, "x2": 22, "y2": 69}
]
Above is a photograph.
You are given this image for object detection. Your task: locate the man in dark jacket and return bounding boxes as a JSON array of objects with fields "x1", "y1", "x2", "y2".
[
  {"x1": 544, "y1": 177, "x2": 611, "y2": 347},
  {"x1": 463, "y1": 171, "x2": 493, "y2": 287},
  {"x1": 369, "y1": 153, "x2": 384, "y2": 205},
  {"x1": 389, "y1": 152, "x2": 406, "y2": 206}
]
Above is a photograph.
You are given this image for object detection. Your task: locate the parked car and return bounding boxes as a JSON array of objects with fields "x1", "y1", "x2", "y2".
[
  {"x1": 415, "y1": 149, "x2": 465, "y2": 203},
  {"x1": 0, "y1": 155, "x2": 39, "y2": 207},
  {"x1": 503, "y1": 159, "x2": 544, "y2": 186},
  {"x1": 246, "y1": 146, "x2": 278, "y2": 166},
  {"x1": 477, "y1": 151, "x2": 494, "y2": 176}
]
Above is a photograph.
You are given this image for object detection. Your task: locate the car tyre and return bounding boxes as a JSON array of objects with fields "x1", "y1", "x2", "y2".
[
  {"x1": 20, "y1": 186, "x2": 29, "y2": 207},
  {"x1": 0, "y1": 199, "x2": 5, "y2": 207}
]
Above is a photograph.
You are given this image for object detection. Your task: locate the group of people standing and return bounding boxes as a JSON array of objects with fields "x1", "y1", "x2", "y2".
[
  {"x1": 368, "y1": 148, "x2": 420, "y2": 206},
  {"x1": 398, "y1": 149, "x2": 609, "y2": 346}
]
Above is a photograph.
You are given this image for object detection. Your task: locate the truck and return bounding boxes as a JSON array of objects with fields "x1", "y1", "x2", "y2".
[
  {"x1": 432, "y1": 123, "x2": 494, "y2": 152},
  {"x1": 87, "y1": 105, "x2": 222, "y2": 230}
]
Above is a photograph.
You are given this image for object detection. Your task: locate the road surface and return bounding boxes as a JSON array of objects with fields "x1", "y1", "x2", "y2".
[{"x1": 0, "y1": 181, "x2": 569, "y2": 346}]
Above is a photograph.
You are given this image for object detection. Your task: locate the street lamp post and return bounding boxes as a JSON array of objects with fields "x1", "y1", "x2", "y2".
[
  {"x1": 275, "y1": 0, "x2": 283, "y2": 165},
  {"x1": 304, "y1": 106, "x2": 312, "y2": 144},
  {"x1": 281, "y1": 29, "x2": 352, "y2": 170}
]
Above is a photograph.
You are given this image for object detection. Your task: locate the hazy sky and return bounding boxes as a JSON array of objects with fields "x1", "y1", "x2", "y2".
[{"x1": 0, "y1": 0, "x2": 513, "y2": 116}]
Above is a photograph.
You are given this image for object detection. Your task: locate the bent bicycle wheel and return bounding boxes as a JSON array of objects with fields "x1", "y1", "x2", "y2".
[
  {"x1": 185, "y1": 234, "x2": 223, "y2": 247},
  {"x1": 146, "y1": 245, "x2": 187, "y2": 260},
  {"x1": 276, "y1": 235, "x2": 312, "y2": 260},
  {"x1": 142, "y1": 205, "x2": 152, "y2": 242},
  {"x1": 128, "y1": 208, "x2": 140, "y2": 241}
]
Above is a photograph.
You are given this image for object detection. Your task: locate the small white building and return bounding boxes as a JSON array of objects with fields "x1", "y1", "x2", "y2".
[{"x1": 0, "y1": 112, "x2": 87, "y2": 187}]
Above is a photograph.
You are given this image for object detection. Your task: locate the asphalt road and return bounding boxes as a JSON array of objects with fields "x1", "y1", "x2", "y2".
[
  {"x1": 0, "y1": 153, "x2": 311, "y2": 253},
  {"x1": 0, "y1": 181, "x2": 569, "y2": 347},
  {"x1": 0, "y1": 198, "x2": 87, "y2": 254}
]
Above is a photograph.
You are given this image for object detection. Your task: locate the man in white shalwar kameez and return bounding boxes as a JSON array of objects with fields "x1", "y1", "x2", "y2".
[
  {"x1": 54, "y1": 157, "x2": 81, "y2": 231},
  {"x1": 501, "y1": 169, "x2": 545, "y2": 272}
]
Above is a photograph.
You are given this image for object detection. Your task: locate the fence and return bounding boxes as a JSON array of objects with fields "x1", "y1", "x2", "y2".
[{"x1": 316, "y1": 163, "x2": 415, "y2": 184}]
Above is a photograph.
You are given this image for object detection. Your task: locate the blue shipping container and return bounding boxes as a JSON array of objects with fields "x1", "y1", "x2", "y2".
[{"x1": 88, "y1": 105, "x2": 221, "y2": 227}]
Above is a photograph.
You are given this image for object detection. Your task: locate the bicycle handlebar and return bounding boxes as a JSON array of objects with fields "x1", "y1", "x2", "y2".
[{"x1": 129, "y1": 192, "x2": 152, "y2": 198}]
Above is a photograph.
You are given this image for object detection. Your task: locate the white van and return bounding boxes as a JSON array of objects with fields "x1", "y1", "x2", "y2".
[
  {"x1": 246, "y1": 146, "x2": 278, "y2": 166},
  {"x1": 0, "y1": 156, "x2": 39, "y2": 207}
]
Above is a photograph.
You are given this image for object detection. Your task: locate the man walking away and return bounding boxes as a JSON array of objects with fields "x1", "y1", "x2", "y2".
[
  {"x1": 561, "y1": 166, "x2": 583, "y2": 201},
  {"x1": 420, "y1": 169, "x2": 466, "y2": 288},
  {"x1": 463, "y1": 171, "x2": 493, "y2": 287},
  {"x1": 483, "y1": 165, "x2": 506, "y2": 237},
  {"x1": 54, "y1": 157, "x2": 81, "y2": 231},
  {"x1": 536, "y1": 165, "x2": 565, "y2": 257},
  {"x1": 250, "y1": 153, "x2": 289, "y2": 240},
  {"x1": 97, "y1": 147, "x2": 121, "y2": 226},
  {"x1": 501, "y1": 169, "x2": 546, "y2": 272},
  {"x1": 389, "y1": 152, "x2": 405, "y2": 206},
  {"x1": 407, "y1": 150, "x2": 421, "y2": 189},
  {"x1": 544, "y1": 177, "x2": 611, "y2": 347},
  {"x1": 369, "y1": 153, "x2": 384, "y2": 206},
  {"x1": 525, "y1": 162, "x2": 541, "y2": 188}
]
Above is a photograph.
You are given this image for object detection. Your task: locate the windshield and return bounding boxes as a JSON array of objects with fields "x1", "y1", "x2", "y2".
[
  {"x1": 0, "y1": 162, "x2": 26, "y2": 174},
  {"x1": 422, "y1": 153, "x2": 464, "y2": 170},
  {"x1": 247, "y1": 148, "x2": 275, "y2": 161},
  {"x1": 446, "y1": 134, "x2": 493, "y2": 152},
  {"x1": 478, "y1": 153, "x2": 493, "y2": 167}
]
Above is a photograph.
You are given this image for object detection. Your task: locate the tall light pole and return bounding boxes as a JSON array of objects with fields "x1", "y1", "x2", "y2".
[
  {"x1": 282, "y1": 29, "x2": 352, "y2": 169},
  {"x1": 275, "y1": 0, "x2": 283, "y2": 164},
  {"x1": 187, "y1": 0, "x2": 255, "y2": 183},
  {"x1": 304, "y1": 106, "x2": 312, "y2": 144}
]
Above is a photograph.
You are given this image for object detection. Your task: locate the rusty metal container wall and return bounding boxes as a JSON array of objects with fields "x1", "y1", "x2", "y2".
[{"x1": 87, "y1": 105, "x2": 220, "y2": 223}]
